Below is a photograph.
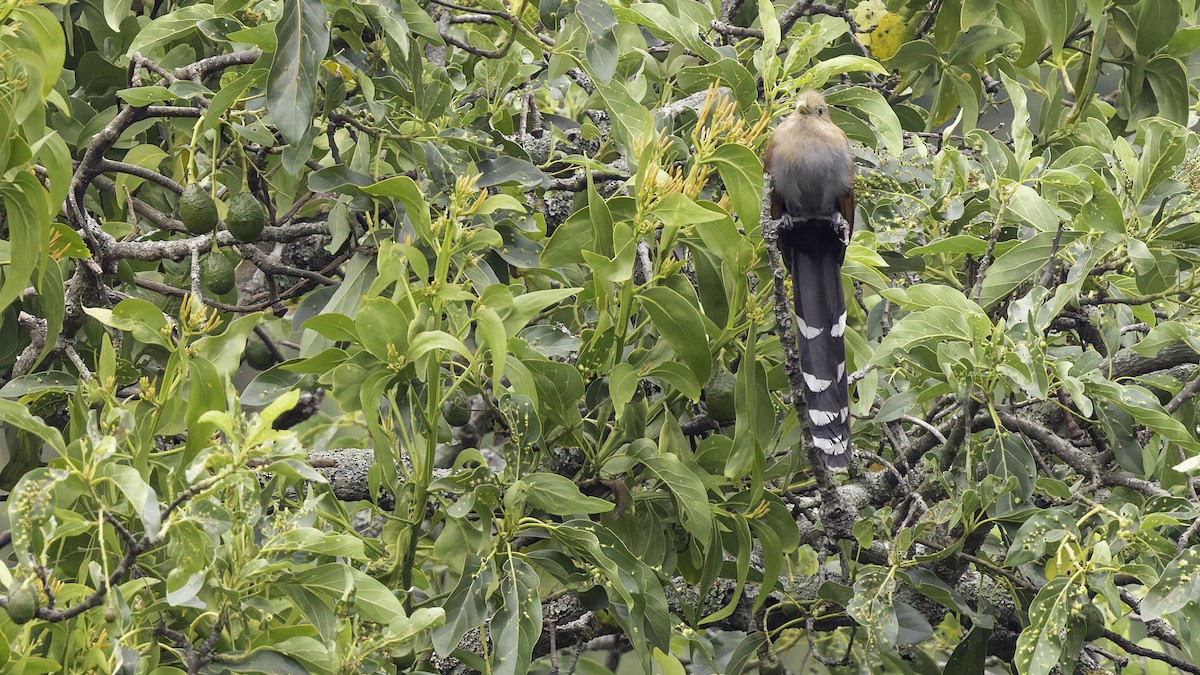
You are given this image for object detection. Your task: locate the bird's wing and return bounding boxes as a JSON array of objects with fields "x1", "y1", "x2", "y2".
[{"x1": 838, "y1": 167, "x2": 855, "y2": 230}]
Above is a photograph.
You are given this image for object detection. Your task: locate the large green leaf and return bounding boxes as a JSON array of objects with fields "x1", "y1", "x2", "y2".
[
  {"x1": 704, "y1": 144, "x2": 763, "y2": 230},
  {"x1": 977, "y1": 230, "x2": 1081, "y2": 308},
  {"x1": 267, "y1": 0, "x2": 330, "y2": 144},
  {"x1": 0, "y1": 174, "x2": 49, "y2": 314},
  {"x1": 639, "y1": 286, "x2": 713, "y2": 390}
]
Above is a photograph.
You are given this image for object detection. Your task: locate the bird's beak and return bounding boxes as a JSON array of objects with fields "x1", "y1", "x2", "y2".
[{"x1": 795, "y1": 100, "x2": 810, "y2": 114}]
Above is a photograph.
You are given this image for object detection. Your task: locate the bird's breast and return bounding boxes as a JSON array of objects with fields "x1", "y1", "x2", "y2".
[{"x1": 768, "y1": 141, "x2": 852, "y2": 217}]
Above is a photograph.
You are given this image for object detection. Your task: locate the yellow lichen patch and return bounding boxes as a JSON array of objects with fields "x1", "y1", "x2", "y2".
[{"x1": 870, "y1": 12, "x2": 912, "y2": 61}]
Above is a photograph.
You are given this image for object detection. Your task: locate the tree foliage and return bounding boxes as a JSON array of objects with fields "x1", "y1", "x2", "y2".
[{"x1": 1, "y1": 0, "x2": 1200, "y2": 672}]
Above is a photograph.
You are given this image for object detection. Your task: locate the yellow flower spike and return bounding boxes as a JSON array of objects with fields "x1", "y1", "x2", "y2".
[
  {"x1": 138, "y1": 376, "x2": 158, "y2": 404},
  {"x1": 467, "y1": 188, "x2": 489, "y2": 216}
]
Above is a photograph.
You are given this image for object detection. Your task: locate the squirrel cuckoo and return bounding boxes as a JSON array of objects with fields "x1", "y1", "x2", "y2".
[{"x1": 764, "y1": 89, "x2": 854, "y2": 470}]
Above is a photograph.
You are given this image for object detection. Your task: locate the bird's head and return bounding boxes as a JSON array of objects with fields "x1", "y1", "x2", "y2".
[{"x1": 793, "y1": 90, "x2": 830, "y2": 118}]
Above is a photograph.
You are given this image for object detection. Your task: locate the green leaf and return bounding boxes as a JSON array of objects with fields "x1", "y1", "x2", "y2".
[
  {"x1": 400, "y1": 0, "x2": 444, "y2": 43},
  {"x1": 626, "y1": 3, "x2": 721, "y2": 63},
  {"x1": 551, "y1": 519, "x2": 671, "y2": 665},
  {"x1": 1013, "y1": 577, "x2": 1086, "y2": 675},
  {"x1": 99, "y1": 464, "x2": 161, "y2": 535},
  {"x1": 999, "y1": 72, "x2": 1032, "y2": 165},
  {"x1": 1032, "y1": 0, "x2": 1074, "y2": 58},
  {"x1": 1133, "y1": 117, "x2": 1188, "y2": 204},
  {"x1": 499, "y1": 288, "x2": 580, "y2": 336},
  {"x1": 1146, "y1": 55, "x2": 1189, "y2": 124},
  {"x1": 594, "y1": 79, "x2": 652, "y2": 153},
  {"x1": 491, "y1": 556, "x2": 542, "y2": 675},
  {"x1": 202, "y1": 67, "x2": 264, "y2": 131},
  {"x1": 185, "y1": 357, "x2": 226, "y2": 456},
  {"x1": 874, "y1": 306, "x2": 976, "y2": 365},
  {"x1": 0, "y1": 400, "x2": 65, "y2": 455},
  {"x1": 0, "y1": 174, "x2": 49, "y2": 314},
  {"x1": 827, "y1": 86, "x2": 903, "y2": 156},
  {"x1": 407, "y1": 330, "x2": 473, "y2": 361},
  {"x1": 113, "y1": 144, "x2": 169, "y2": 206},
  {"x1": 576, "y1": 0, "x2": 618, "y2": 84},
  {"x1": 945, "y1": 627, "x2": 991, "y2": 672},
  {"x1": 1004, "y1": 509, "x2": 1077, "y2": 566},
  {"x1": 267, "y1": 0, "x2": 330, "y2": 144},
  {"x1": 879, "y1": 283, "x2": 988, "y2": 317},
  {"x1": 272, "y1": 637, "x2": 336, "y2": 674},
  {"x1": 650, "y1": 361, "x2": 703, "y2": 401},
  {"x1": 194, "y1": 312, "x2": 261, "y2": 379},
  {"x1": 266, "y1": 528, "x2": 368, "y2": 560},
  {"x1": 477, "y1": 157, "x2": 550, "y2": 189},
  {"x1": 475, "y1": 305, "x2": 508, "y2": 388},
  {"x1": 907, "y1": 235, "x2": 991, "y2": 257},
  {"x1": 302, "y1": 313, "x2": 359, "y2": 343},
  {"x1": 84, "y1": 298, "x2": 172, "y2": 348},
  {"x1": 126, "y1": 5, "x2": 215, "y2": 56},
  {"x1": 984, "y1": 432, "x2": 1035, "y2": 516},
  {"x1": 1132, "y1": 0, "x2": 1180, "y2": 55},
  {"x1": 978, "y1": 230, "x2": 1081, "y2": 308},
  {"x1": 641, "y1": 453, "x2": 712, "y2": 543},
  {"x1": 724, "y1": 632, "x2": 768, "y2": 675},
  {"x1": 258, "y1": 389, "x2": 302, "y2": 429},
  {"x1": 946, "y1": 25, "x2": 1020, "y2": 65},
  {"x1": 432, "y1": 557, "x2": 495, "y2": 657},
  {"x1": 653, "y1": 194, "x2": 743, "y2": 264},
  {"x1": 704, "y1": 144, "x2": 763, "y2": 229},
  {"x1": 1133, "y1": 321, "x2": 1200, "y2": 358},
  {"x1": 676, "y1": 59, "x2": 758, "y2": 111},
  {"x1": 796, "y1": 55, "x2": 889, "y2": 89},
  {"x1": 9, "y1": 7, "x2": 64, "y2": 96},
  {"x1": 729, "y1": 332, "x2": 772, "y2": 479},
  {"x1": 116, "y1": 85, "x2": 178, "y2": 107},
  {"x1": 32, "y1": 266, "x2": 64, "y2": 368},
  {"x1": 1141, "y1": 546, "x2": 1200, "y2": 619},
  {"x1": 846, "y1": 566, "x2": 899, "y2": 650},
  {"x1": 354, "y1": 297, "x2": 411, "y2": 361},
  {"x1": 0, "y1": 369, "x2": 76, "y2": 396},
  {"x1": 1091, "y1": 380, "x2": 1200, "y2": 454},
  {"x1": 522, "y1": 473, "x2": 614, "y2": 515},
  {"x1": 640, "y1": 286, "x2": 713, "y2": 389}
]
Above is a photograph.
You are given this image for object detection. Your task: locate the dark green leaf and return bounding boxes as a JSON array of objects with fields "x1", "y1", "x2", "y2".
[
  {"x1": 639, "y1": 286, "x2": 712, "y2": 390},
  {"x1": 267, "y1": 0, "x2": 330, "y2": 144}
]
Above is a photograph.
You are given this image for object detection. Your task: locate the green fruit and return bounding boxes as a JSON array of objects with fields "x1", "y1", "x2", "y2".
[
  {"x1": 178, "y1": 184, "x2": 218, "y2": 235},
  {"x1": 7, "y1": 579, "x2": 38, "y2": 624},
  {"x1": 705, "y1": 368, "x2": 736, "y2": 424},
  {"x1": 441, "y1": 392, "x2": 472, "y2": 427},
  {"x1": 226, "y1": 191, "x2": 268, "y2": 242},
  {"x1": 200, "y1": 251, "x2": 237, "y2": 295},
  {"x1": 245, "y1": 334, "x2": 275, "y2": 370},
  {"x1": 1081, "y1": 602, "x2": 1105, "y2": 641}
]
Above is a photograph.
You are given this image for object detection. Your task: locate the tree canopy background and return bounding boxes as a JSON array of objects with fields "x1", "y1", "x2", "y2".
[{"x1": 2, "y1": 0, "x2": 1200, "y2": 671}]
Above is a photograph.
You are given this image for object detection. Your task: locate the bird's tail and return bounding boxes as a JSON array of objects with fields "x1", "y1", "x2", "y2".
[{"x1": 781, "y1": 220, "x2": 851, "y2": 470}]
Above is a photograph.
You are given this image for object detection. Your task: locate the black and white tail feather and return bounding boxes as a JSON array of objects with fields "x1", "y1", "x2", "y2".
[
  {"x1": 764, "y1": 89, "x2": 855, "y2": 470},
  {"x1": 780, "y1": 215, "x2": 851, "y2": 470}
]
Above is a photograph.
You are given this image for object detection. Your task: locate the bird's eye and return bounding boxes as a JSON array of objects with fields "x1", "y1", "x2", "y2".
[{"x1": 817, "y1": 106, "x2": 826, "y2": 116}]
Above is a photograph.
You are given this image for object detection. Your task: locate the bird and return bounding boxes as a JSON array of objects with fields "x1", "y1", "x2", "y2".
[{"x1": 763, "y1": 89, "x2": 854, "y2": 470}]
